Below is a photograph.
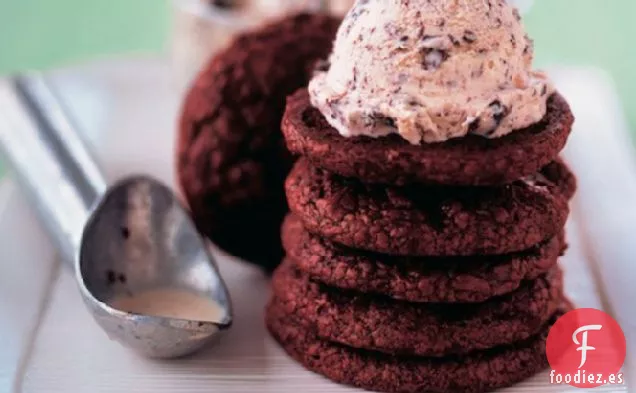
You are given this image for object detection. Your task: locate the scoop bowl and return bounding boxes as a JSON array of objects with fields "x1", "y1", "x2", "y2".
[{"x1": 77, "y1": 176, "x2": 232, "y2": 358}]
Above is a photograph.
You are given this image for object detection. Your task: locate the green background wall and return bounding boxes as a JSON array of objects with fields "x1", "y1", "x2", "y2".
[{"x1": 1, "y1": 0, "x2": 633, "y2": 124}]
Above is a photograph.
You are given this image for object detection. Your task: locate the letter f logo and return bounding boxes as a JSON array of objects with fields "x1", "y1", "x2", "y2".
[{"x1": 572, "y1": 324, "x2": 603, "y2": 368}]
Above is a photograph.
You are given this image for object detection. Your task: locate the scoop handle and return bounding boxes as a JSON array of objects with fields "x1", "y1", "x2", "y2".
[{"x1": 0, "y1": 74, "x2": 107, "y2": 269}]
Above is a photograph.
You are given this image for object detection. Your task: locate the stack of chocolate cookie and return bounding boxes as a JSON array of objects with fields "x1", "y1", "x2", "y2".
[{"x1": 266, "y1": 90, "x2": 576, "y2": 393}]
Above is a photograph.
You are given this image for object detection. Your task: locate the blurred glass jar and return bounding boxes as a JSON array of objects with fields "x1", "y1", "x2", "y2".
[{"x1": 171, "y1": 0, "x2": 353, "y2": 93}]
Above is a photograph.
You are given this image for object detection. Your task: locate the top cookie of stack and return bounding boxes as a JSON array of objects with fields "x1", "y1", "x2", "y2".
[{"x1": 283, "y1": 0, "x2": 573, "y2": 186}]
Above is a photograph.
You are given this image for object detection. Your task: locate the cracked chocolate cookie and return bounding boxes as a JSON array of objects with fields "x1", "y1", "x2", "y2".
[
  {"x1": 266, "y1": 299, "x2": 570, "y2": 393},
  {"x1": 282, "y1": 89, "x2": 574, "y2": 186},
  {"x1": 286, "y1": 158, "x2": 572, "y2": 256},
  {"x1": 282, "y1": 214, "x2": 564, "y2": 303},
  {"x1": 270, "y1": 260, "x2": 562, "y2": 356},
  {"x1": 177, "y1": 13, "x2": 340, "y2": 270}
]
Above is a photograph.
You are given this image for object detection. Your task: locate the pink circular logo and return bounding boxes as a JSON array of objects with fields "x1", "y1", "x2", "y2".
[{"x1": 546, "y1": 308, "x2": 626, "y2": 388}]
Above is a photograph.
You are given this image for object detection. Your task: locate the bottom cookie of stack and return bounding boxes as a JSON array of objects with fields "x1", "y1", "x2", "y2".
[
  {"x1": 271, "y1": 260, "x2": 563, "y2": 356},
  {"x1": 267, "y1": 298, "x2": 570, "y2": 393},
  {"x1": 266, "y1": 258, "x2": 570, "y2": 393}
]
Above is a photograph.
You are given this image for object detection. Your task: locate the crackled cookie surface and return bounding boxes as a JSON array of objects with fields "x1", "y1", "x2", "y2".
[
  {"x1": 282, "y1": 214, "x2": 564, "y2": 303},
  {"x1": 270, "y1": 259, "x2": 563, "y2": 356},
  {"x1": 286, "y1": 158, "x2": 572, "y2": 256},
  {"x1": 266, "y1": 299, "x2": 571, "y2": 393},
  {"x1": 283, "y1": 89, "x2": 574, "y2": 186},
  {"x1": 177, "y1": 13, "x2": 340, "y2": 269}
]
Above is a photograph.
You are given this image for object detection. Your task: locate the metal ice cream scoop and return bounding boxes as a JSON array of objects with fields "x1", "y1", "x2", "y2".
[{"x1": 0, "y1": 74, "x2": 232, "y2": 358}]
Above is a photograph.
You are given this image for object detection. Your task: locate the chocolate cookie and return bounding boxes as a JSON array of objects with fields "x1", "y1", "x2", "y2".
[
  {"x1": 177, "y1": 13, "x2": 340, "y2": 270},
  {"x1": 270, "y1": 260, "x2": 562, "y2": 356},
  {"x1": 282, "y1": 89, "x2": 574, "y2": 186},
  {"x1": 267, "y1": 301, "x2": 571, "y2": 393},
  {"x1": 282, "y1": 214, "x2": 564, "y2": 303},
  {"x1": 286, "y1": 158, "x2": 571, "y2": 256}
]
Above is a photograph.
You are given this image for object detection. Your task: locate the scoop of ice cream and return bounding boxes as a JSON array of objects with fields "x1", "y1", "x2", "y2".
[{"x1": 308, "y1": 0, "x2": 554, "y2": 144}]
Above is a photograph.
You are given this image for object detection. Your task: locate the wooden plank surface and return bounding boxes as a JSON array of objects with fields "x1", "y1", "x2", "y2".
[
  {"x1": 556, "y1": 68, "x2": 636, "y2": 387},
  {"x1": 0, "y1": 180, "x2": 58, "y2": 393},
  {"x1": 18, "y1": 220, "x2": 624, "y2": 393}
]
